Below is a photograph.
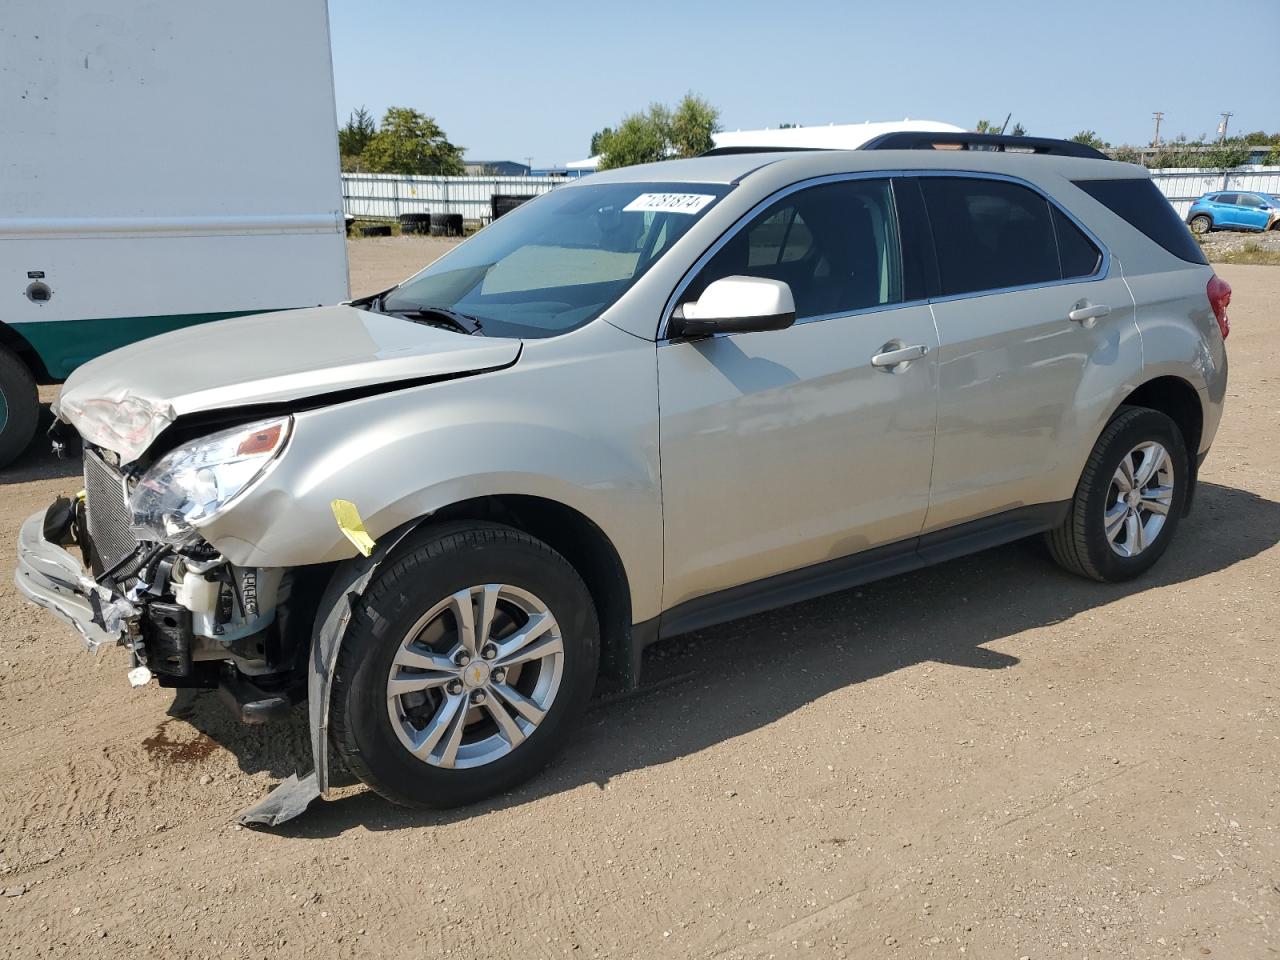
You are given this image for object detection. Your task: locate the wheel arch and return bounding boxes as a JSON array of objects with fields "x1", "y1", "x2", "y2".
[
  {"x1": 0, "y1": 321, "x2": 52, "y2": 382},
  {"x1": 419, "y1": 495, "x2": 637, "y2": 690},
  {"x1": 1113, "y1": 375, "x2": 1204, "y2": 513}
]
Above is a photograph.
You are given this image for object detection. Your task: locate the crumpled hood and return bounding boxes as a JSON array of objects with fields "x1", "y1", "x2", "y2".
[{"x1": 55, "y1": 305, "x2": 522, "y2": 463}]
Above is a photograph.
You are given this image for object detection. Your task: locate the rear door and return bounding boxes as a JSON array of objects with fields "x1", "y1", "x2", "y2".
[
  {"x1": 1212, "y1": 193, "x2": 1242, "y2": 227},
  {"x1": 657, "y1": 177, "x2": 939, "y2": 610},
  {"x1": 917, "y1": 174, "x2": 1138, "y2": 531}
]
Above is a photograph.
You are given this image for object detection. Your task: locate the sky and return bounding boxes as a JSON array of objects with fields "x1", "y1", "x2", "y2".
[{"x1": 327, "y1": 0, "x2": 1279, "y2": 168}]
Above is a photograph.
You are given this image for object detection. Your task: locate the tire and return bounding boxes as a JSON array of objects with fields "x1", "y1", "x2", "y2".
[
  {"x1": 0, "y1": 344, "x2": 39, "y2": 468},
  {"x1": 1046, "y1": 407, "x2": 1189, "y2": 583},
  {"x1": 1189, "y1": 215, "x2": 1211, "y2": 235},
  {"x1": 398, "y1": 213, "x2": 431, "y2": 235},
  {"x1": 359, "y1": 225, "x2": 392, "y2": 238},
  {"x1": 330, "y1": 522, "x2": 600, "y2": 808}
]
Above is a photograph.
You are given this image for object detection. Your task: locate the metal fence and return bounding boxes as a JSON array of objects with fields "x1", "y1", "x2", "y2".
[
  {"x1": 341, "y1": 173, "x2": 573, "y2": 224},
  {"x1": 1150, "y1": 166, "x2": 1280, "y2": 218},
  {"x1": 342, "y1": 167, "x2": 1280, "y2": 226}
]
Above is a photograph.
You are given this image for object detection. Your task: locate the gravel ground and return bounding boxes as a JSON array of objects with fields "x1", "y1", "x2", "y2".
[
  {"x1": 1197, "y1": 227, "x2": 1280, "y2": 263},
  {"x1": 0, "y1": 244, "x2": 1275, "y2": 959}
]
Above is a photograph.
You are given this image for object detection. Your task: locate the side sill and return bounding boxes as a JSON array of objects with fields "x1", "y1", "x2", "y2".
[{"x1": 651, "y1": 501, "x2": 1070, "y2": 645}]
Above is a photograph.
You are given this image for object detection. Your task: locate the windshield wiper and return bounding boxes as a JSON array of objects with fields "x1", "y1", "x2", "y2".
[{"x1": 393, "y1": 305, "x2": 485, "y2": 336}]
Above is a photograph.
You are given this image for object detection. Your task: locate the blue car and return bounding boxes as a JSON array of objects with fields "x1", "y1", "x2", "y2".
[{"x1": 1186, "y1": 191, "x2": 1280, "y2": 234}]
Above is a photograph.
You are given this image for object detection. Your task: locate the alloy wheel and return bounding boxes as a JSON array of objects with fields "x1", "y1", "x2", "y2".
[
  {"x1": 1104, "y1": 441, "x2": 1175, "y2": 558},
  {"x1": 386, "y1": 584, "x2": 564, "y2": 769}
]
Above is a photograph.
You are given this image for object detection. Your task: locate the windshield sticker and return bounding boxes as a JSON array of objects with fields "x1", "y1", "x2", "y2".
[{"x1": 623, "y1": 193, "x2": 716, "y2": 215}]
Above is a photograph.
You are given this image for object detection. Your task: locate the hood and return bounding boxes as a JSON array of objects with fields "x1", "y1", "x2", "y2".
[{"x1": 55, "y1": 305, "x2": 522, "y2": 463}]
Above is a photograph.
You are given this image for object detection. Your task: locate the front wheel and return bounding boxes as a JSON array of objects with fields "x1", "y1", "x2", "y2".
[
  {"x1": 329, "y1": 522, "x2": 600, "y2": 808},
  {"x1": 1046, "y1": 407, "x2": 1188, "y2": 583}
]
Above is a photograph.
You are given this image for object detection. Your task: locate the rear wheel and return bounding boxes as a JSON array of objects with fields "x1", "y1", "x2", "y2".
[
  {"x1": 330, "y1": 522, "x2": 599, "y2": 808},
  {"x1": 1189, "y1": 214, "x2": 1212, "y2": 235},
  {"x1": 0, "y1": 345, "x2": 39, "y2": 468},
  {"x1": 1046, "y1": 407, "x2": 1188, "y2": 582}
]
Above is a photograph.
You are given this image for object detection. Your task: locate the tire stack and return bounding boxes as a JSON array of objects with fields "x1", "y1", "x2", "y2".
[
  {"x1": 360, "y1": 225, "x2": 392, "y2": 237},
  {"x1": 398, "y1": 213, "x2": 432, "y2": 235}
]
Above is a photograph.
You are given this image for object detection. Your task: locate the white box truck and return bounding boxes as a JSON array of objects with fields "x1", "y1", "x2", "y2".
[{"x1": 0, "y1": 0, "x2": 349, "y2": 466}]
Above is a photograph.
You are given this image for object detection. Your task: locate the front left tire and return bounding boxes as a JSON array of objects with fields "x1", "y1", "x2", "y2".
[{"x1": 329, "y1": 522, "x2": 600, "y2": 809}]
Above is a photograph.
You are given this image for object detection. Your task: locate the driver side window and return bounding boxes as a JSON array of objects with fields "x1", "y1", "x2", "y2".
[{"x1": 684, "y1": 179, "x2": 903, "y2": 320}]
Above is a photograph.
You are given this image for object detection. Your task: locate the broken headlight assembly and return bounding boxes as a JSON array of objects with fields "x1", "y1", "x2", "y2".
[{"x1": 128, "y1": 417, "x2": 291, "y2": 545}]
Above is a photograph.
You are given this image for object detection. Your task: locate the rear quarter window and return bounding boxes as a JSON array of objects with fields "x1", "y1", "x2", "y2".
[{"x1": 1073, "y1": 178, "x2": 1207, "y2": 265}]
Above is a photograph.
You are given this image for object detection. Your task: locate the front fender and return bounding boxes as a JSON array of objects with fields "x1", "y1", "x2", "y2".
[{"x1": 197, "y1": 319, "x2": 664, "y2": 620}]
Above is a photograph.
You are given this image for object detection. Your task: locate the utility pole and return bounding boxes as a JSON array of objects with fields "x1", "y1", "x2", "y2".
[
  {"x1": 1218, "y1": 112, "x2": 1233, "y2": 142},
  {"x1": 1151, "y1": 111, "x2": 1164, "y2": 147}
]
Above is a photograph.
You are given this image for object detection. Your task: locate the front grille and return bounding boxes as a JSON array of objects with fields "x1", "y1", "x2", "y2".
[{"x1": 83, "y1": 450, "x2": 139, "y2": 576}]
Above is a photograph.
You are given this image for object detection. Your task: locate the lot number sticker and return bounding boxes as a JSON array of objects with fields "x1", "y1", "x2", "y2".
[{"x1": 623, "y1": 193, "x2": 716, "y2": 215}]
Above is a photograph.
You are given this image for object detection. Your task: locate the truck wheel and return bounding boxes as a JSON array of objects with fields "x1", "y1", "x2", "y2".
[
  {"x1": 1188, "y1": 215, "x2": 1211, "y2": 235},
  {"x1": 0, "y1": 345, "x2": 39, "y2": 468},
  {"x1": 1046, "y1": 407, "x2": 1188, "y2": 583},
  {"x1": 329, "y1": 522, "x2": 600, "y2": 808}
]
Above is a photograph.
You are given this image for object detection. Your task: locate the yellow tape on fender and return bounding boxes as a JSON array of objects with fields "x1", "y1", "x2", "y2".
[{"x1": 330, "y1": 499, "x2": 377, "y2": 558}]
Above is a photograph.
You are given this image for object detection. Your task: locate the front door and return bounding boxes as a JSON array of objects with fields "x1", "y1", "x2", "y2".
[{"x1": 657, "y1": 178, "x2": 939, "y2": 611}]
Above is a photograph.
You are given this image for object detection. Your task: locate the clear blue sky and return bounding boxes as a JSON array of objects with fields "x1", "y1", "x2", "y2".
[{"x1": 328, "y1": 0, "x2": 1279, "y2": 167}]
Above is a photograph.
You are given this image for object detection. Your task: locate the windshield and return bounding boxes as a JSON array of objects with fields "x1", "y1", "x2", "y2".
[{"x1": 381, "y1": 182, "x2": 731, "y2": 338}]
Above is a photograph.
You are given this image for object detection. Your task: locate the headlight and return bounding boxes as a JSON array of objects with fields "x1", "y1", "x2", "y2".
[{"x1": 128, "y1": 417, "x2": 291, "y2": 544}]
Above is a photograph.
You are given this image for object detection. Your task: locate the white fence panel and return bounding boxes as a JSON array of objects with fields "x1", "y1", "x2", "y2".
[
  {"x1": 1150, "y1": 166, "x2": 1280, "y2": 217},
  {"x1": 341, "y1": 173, "x2": 574, "y2": 223}
]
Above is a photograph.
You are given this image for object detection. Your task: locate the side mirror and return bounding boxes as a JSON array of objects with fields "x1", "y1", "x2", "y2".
[{"x1": 669, "y1": 276, "x2": 796, "y2": 338}]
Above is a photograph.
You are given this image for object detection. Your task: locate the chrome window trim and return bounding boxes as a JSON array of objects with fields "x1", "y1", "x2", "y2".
[{"x1": 658, "y1": 168, "x2": 1113, "y2": 341}]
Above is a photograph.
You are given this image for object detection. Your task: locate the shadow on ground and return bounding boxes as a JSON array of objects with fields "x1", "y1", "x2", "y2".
[{"x1": 148, "y1": 481, "x2": 1280, "y2": 833}]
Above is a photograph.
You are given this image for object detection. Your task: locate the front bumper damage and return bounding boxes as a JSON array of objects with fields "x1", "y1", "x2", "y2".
[
  {"x1": 15, "y1": 510, "x2": 138, "y2": 652},
  {"x1": 16, "y1": 494, "x2": 424, "y2": 828}
]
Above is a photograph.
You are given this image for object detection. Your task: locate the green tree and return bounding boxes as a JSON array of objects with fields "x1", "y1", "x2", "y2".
[
  {"x1": 1070, "y1": 130, "x2": 1109, "y2": 150},
  {"x1": 1010, "y1": 122, "x2": 1027, "y2": 137},
  {"x1": 338, "y1": 106, "x2": 376, "y2": 169},
  {"x1": 596, "y1": 94, "x2": 721, "y2": 170},
  {"x1": 360, "y1": 107, "x2": 464, "y2": 176},
  {"x1": 1111, "y1": 145, "x2": 1142, "y2": 165},
  {"x1": 589, "y1": 127, "x2": 612, "y2": 156},
  {"x1": 1201, "y1": 137, "x2": 1252, "y2": 169},
  {"x1": 974, "y1": 119, "x2": 998, "y2": 133},
  {"x1": 670, "y1": 94, "x2": 720, "y2": 157}
]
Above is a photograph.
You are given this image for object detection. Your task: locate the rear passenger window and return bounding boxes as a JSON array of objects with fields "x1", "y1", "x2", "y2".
[
  {"x1": 1073, "y1": 178, "x2": 1207, "y2": 265},
  {"x1": 1051, "y1": 206, "x2": 1102, "y2": 278},
  {"x1": 685, "y1": 178, "x2": 902, "y2": 320},
  {"x1": 920, "y1": 178, "x2": 1060, "y2": 296}
]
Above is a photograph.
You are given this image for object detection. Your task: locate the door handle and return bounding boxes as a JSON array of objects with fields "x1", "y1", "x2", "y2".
[
  {"x1": 1067, "y1": 301, "x2": 1111, "y2": 328},
  {"x1": 871, "y1": 342, "x2": 928, "y2": 368}
]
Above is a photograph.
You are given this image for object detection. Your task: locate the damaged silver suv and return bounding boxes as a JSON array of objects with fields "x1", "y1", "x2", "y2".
[{"x1": 16, "y1": 134, "x2": 1229, "y2": 821}]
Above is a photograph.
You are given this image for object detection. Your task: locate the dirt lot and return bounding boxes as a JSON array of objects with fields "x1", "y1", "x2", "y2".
[{"x1": 0, "y1": 246, "x2": 1276, "y2": 959}]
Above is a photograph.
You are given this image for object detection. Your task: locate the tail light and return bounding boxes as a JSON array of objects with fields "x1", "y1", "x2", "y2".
[{"x1": 1207, "y1": 274, "x2": 1231, "y2": 339}]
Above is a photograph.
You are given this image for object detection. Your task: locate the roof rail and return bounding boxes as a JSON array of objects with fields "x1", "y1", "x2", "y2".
[
  {"x1": 859, "y1": 131, "x2": 1109, "y2": 160},
  {"x1": 700, "y1": 145, "x2": 827, "y2": 157}
]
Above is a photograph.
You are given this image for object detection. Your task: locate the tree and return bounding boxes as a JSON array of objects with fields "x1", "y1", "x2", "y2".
[
  {"x1": 1070, "y1": 130, "x2": 1109, "y2": 150},
  {"x1": 1010, "y1": 122, "x2": 1027, "y2": 137},
  {"x1": 974, "y1": 119, "x2": 999, "y2": 134},
  {"x1": 360, "y1": 107, "x2": 464, "y2": 176},
  {"x1": 596, "y1": 94, "x2": 721, "y2": 170},
  {"x1": 670, "y1": 94, "x2": 720, "y2": 157},
  {"x1": 589, "y1": 127, "x2": 612, "y2": 156},
  {"x1": 338, "y1": 106, "x2": 375, "y2": 169}
]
